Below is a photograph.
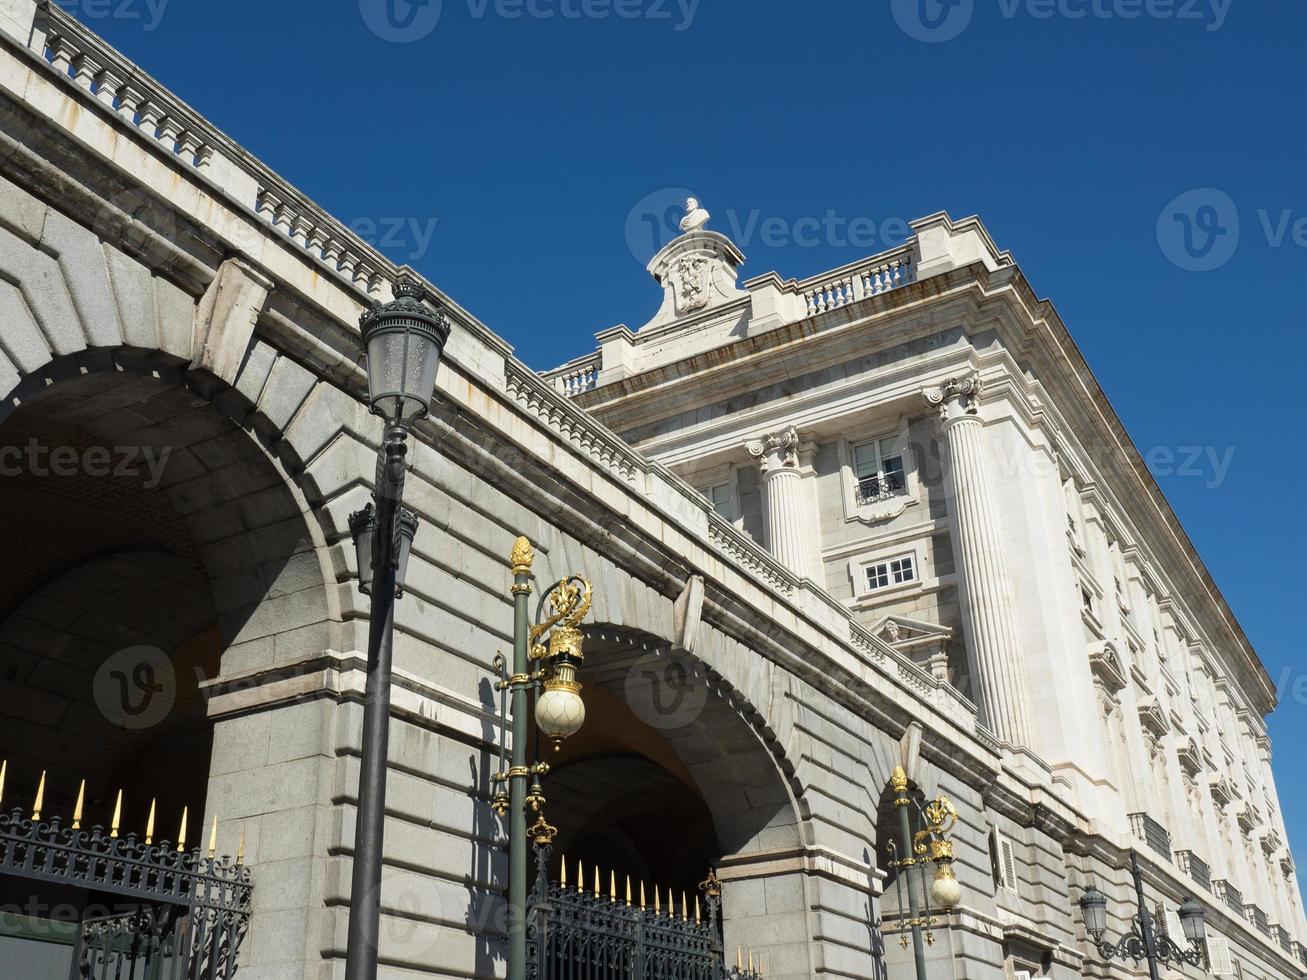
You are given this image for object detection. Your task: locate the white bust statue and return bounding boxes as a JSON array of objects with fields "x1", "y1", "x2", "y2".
[{"x1": 679, "y1": 197, "x2": 710, "y2": 234}]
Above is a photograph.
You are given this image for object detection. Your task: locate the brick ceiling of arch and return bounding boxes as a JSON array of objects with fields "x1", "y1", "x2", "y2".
[{"x1": 0, "y1": 375, "x2": 203, "y2": 620}]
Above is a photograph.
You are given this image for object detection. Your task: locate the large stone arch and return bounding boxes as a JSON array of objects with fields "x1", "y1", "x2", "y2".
[{"x1": 542, "y1": 621, "x2": 815, "y2": 975}]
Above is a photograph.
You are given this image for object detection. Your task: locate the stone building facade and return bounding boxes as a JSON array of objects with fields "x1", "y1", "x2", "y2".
[{"x1": 0, "y1": 3, "x2": 1300, "y2": 979}]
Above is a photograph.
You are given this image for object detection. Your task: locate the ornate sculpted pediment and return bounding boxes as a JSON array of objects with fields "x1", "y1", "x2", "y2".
[
  {"x1": 1137, "y1": 695, "x2": 1170, "y2": 739},
  {"x1": 1088, "y1": 641, "x2": 1127, "y2": 695},
  {"x1": 871, "y1": 616, "x2": 953, "y2": 682},
  {"x1": 641, "y1": 225, "x2": 747, "y2": 330},
  {"x1": 1235, "y1": 801, "x2": 1262, "y2": 836},
  {"x1": 1261, "y1": 827, "x2": 1283, "y2": 856},
  {"x1": 1176, "y1": 737, "x2": 1203, "y2": 777},
  {"x1": 1209, "y1": 774, "x2": 1237, "y2": 808}
]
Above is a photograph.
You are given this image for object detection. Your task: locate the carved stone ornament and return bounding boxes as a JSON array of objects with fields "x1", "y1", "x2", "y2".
[
  {"x1": 746, "y1": 425, "x2": 800, "y2": 474},
  {"x1": 640, "y1": 227, "x2": 746, "y2": 331},
  {"x1": 672, "y1": 254, "x2": 711, "y2": 313},
  {"x1": 923, "y1": 375, "x2": 983, "y2": 424}
]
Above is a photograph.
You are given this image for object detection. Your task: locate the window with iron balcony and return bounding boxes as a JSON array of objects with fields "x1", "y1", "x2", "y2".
[{"x1": 853, "y1": 435, "x2": 907, "y2": 506}]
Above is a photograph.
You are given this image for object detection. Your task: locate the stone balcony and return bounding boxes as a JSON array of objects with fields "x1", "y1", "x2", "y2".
[
  {"x1": 1128, "y1": 812, "x2": 1173, "y2": 862},
  {"x1": 1175, "y1": 850, "x2": 1211, "y2": 892}
]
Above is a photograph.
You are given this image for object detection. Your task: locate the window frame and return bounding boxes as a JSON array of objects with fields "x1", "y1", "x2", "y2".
[
  {"x1": 838, "y1": 418, "x2": 919, "y2": 525},
  {"x1": 848, "y1": 544, "x2": 926, "y2": 601}
]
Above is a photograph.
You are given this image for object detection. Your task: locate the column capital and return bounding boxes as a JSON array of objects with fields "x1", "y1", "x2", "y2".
[
  {"x1": 923, "y1": 374, "x2": 983, "y2": 424},
  {"x1": 746, "y1": 425, "x2": 800, "y2": 474}
]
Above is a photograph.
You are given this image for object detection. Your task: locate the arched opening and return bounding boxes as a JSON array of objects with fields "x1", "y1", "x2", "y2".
[
  {"x1": 0, "y1": 353, "x2": 330, "y2": 975},
  {"x1": 528, "y1": 624, "x2": 807, "y2": 973}
]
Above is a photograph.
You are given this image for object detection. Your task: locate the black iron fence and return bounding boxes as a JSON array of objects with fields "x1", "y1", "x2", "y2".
[
  {"x1": 526, "y1": 830, "x2": 761, "y2": 979},
  {"x1": 0, "y1": 793, "x2": 251, "y2": 980}
]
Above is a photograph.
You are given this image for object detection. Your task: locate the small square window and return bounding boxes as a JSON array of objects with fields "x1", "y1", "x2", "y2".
[{"x1": 865, "y1": 554, "x2": 917, "y2": 593}]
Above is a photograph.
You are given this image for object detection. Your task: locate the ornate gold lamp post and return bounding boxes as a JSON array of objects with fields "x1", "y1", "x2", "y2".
[
  {"x1": 493, "y1": 538, "x2": 593, "y2": 980},
  {"x1": 887, "y1": 766, "x2": 962, "y2": 980}
]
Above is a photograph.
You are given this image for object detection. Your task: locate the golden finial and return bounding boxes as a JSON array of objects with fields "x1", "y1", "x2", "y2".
[
  {"x1": 593, "y1": 865, "x2": 600, "y2": 897},
  {"x1": 144, "y1": 799, "x2": 156, "y2": 845},
  {"x1": 749, "y1": 950, "x2": 756, "y2": 973},
  {"x1": 177, "y1": 807, "x2": 188, "y2": 852},
  {"x1": 640, "y1": 882, "x2": 647, "y2": 909},
  {"x1": 31, "y1": 770, "x2": 46, "y2": 821},
  {"x1": 72, "y1": 780, "x2": 85, "y2": 830},
  {"x1": 695, "y1": 896, "x2": 701, "y2": 923},
  {"x1": 528, "y1": 813, "x2": 557, "y2": 846},
  {"x1": 668, "y1": 887, "x2": 675, "y2": 918},
  {"x1": 109, "y1": 790, "x2": 122, "y2": 838},
  {"x1": 560, "y1": 855, "x2": 567, "y2": 888},
  {"x1": 0, "y1": 759, "x2": 7, "y2": 806},
  {"x1": 208, "y1": 816, "x2": 218, "y2": 858},
  {"x1": 737, "y1": 947, "x2": 744, "y2": 970},
  {"x1": 510, "y1": 536, "x2": 534, "y2": 575},
  {"x1": 577, "y1": 859, "x2": 583, "y2": 893},
  {"x1": 891, "y1": 765, "x2": 909, "y2": 792},
  {"x1": 682, "y1": 891, "x2": 689, "y2": 921},
  {"x1": 655, "y1": 887, "x2": 661, "y2": 915},
  {"x1": 237, "y1": 824, "x2": 246, "y2": 864},
  {"x1": 699, "y1": 867, "x2": 723, "y2": 900},
  {"x1": 626, "y1": 876, "x2": 632, "y2": 907},
  {"x1": 610, "y1": 871, "x2": 617, "y2": 903}
]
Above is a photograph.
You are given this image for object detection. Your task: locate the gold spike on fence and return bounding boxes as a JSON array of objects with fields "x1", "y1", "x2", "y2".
[
  {"x1": 71, "y1": 780, "x2": 85, "y2": 830},
  {"x1": 31, "y1": 770, "x2": 46, "y2": 821}
]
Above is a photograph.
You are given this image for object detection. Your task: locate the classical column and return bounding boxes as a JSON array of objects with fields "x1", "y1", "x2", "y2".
[
  {"x1": 924, "y1": 376, "x2": 1033, "y2": 748},
  {"x1": 747, "y1": 425, "x2": 810, "y2": 577}
]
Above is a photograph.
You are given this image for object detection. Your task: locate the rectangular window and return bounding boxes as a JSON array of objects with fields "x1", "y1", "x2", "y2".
[
  {"x1": 852, "y1": 435, "x2": 907, "y2": 505},
  {"x1": 865, "y1": 554, "x2": 916, "y2": 593},
  {"x1": 706, "y1": 482, "x2": 734, "y2": 520}
]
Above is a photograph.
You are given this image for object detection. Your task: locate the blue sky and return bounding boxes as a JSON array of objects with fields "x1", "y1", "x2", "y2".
[{"x1": 78, "y1": 0, "x2": 1306, "y2": 878}]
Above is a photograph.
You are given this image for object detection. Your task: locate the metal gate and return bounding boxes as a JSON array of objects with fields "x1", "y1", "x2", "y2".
[
  {"x1": 526, "y1": 821, "x2": 762, "y2": 979},
  {"x1": 0, "y1": 799, "x2": 252, "y2": 980}
]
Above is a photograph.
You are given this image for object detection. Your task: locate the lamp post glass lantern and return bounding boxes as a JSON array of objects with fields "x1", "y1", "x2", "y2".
[
  {"x1": 1077, "y1": 850, "x2": 1208, "y2": 980},
  {"x1": 344, "y1": 276, "x2": 450, "y2": 980},
  {"x1": 359, "y1": 277, "x2": 451, "y2": 425}
]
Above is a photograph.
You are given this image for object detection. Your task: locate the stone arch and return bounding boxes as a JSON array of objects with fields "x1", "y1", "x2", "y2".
[
  {"x1": 0, "y1": 344, "x2": 344, "y2": 833},
  {"x1": 1, "y1": 346, "x2": 342, "y2": 651},
  {"x1": 536, "y1": 621, "x2": 814, "y2": 974}
]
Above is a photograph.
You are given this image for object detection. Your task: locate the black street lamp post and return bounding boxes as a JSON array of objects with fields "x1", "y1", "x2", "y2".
[
  {"x1": 1079, "y1": 849, "x2": 1208, "y2": 980},
  {"x1": 344, "y1": 277, "x2": 451, "y2": 980}
]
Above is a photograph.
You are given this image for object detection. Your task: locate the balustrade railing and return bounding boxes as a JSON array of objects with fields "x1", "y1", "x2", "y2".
[
  {"x1": 801, "y1": 250, "x2": 915, "y2": 316},
  {"x1": 543, "y1": 353, "x2": 602, "y2": 398},
  {"x1": 1128, "y1": 812, "x2": 1172, "y2": 862}
]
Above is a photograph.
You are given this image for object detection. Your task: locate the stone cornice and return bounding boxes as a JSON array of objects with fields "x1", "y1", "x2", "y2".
[{"x1": 577, "y1": 260, "x2": 1275, "y2": 716}]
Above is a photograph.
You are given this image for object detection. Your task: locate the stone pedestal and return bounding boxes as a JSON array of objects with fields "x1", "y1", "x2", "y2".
[{"x1": 924, "y1": 377, "x2": 1033, "y2": 748}]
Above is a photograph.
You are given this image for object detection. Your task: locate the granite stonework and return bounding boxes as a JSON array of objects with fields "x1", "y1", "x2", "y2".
[{"x1": 0, "y1": 3, "x2": 1301, "y2": 980}]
